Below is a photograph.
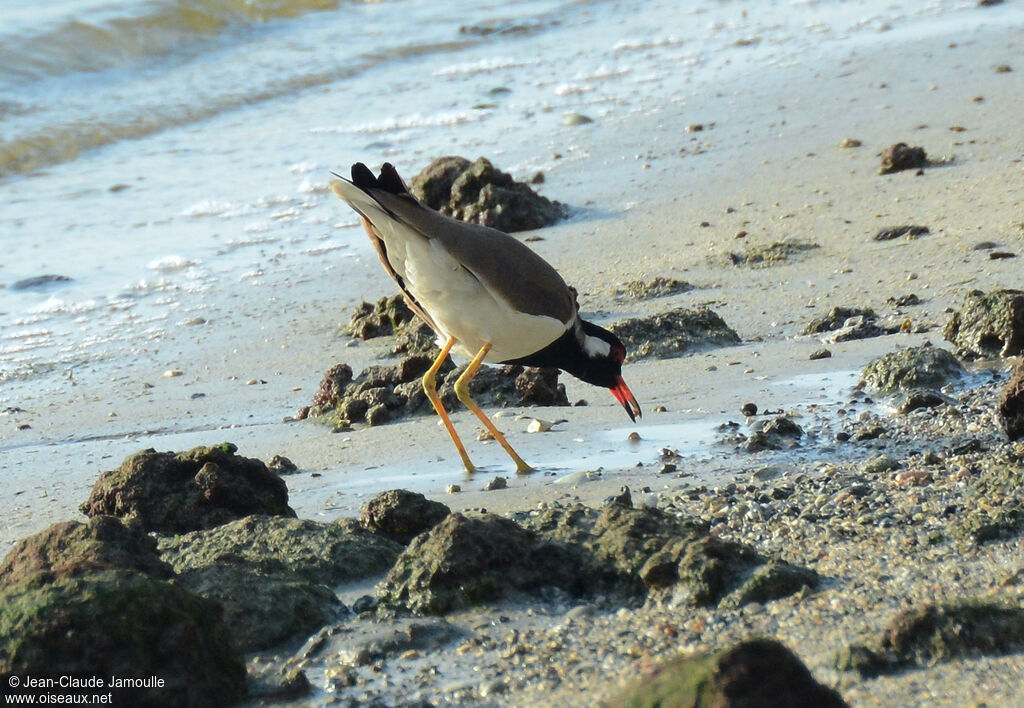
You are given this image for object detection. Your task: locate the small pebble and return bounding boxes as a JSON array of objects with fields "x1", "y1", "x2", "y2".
[
  {"x1": 563, "y1": 112, "x2": 593, "y2": 126},
  {"x1": 484, "y1": 476, "x2": 508, "y2": 491}
]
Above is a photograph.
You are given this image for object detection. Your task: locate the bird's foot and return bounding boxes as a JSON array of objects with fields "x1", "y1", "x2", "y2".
[{"x1": 515, "y1": 461, "x2": 537, "y2": 475}]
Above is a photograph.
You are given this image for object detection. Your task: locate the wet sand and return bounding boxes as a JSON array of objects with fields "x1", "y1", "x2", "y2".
[{"x1": 2, "y1": 15, "x2": 1023, "y2": 707}]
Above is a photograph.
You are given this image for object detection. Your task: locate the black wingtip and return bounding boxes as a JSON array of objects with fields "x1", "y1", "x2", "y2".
[
  {"x1": 351, "y1": 162, "x2": 377, "y2": 189},
  {"x1": 377, "y1": 162, "x2": 408, "y2": 195}
]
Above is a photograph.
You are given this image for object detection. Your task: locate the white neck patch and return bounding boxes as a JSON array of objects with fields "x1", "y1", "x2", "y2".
[{"x1": 582, "y1": 333, "x2": 612, "y2": 359}]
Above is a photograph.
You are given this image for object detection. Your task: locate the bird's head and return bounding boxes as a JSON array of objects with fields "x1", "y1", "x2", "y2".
[{"x1": 572, "y1": 321, "x2": 642, "y2": 422}]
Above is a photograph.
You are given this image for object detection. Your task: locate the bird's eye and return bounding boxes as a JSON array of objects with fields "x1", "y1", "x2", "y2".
[{"x1": 612, "y1": 345, "x2": 626, "y2": 364}]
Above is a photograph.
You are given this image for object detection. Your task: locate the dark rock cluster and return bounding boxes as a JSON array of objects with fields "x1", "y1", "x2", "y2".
[
  {"x1": 609, "y1": 307, "x2": 741, "y2": 360},
  {"x1": 312, "y1": 295, "x2": 571, "y2": 428},
  {"x1": 345, "y1": 294, "x2": 436, "y2": 356},
  {"x1": 377, "y1": 497, "x2": 820, "y2": 616},
  {"x1": 310, "y1": 355, "x2": 568, "y2": 429},
  {"x1": 409, "y1": 156, "x2": 567, "y2": 233},
  {"x1": 79, "y1": 443, "x2": 295, "y2": 534},
  {"x1": 879, "y1": 142, "x2": 928, "y2": 174}
]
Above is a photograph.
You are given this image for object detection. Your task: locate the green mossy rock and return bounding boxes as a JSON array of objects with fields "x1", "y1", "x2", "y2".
[
  {"x1": 0, "y1": 572, "x2": 246, "y2": 706},
  {"x1": 613, "y1": 638, "x2": 848, "y2": 708},
  {"x1": 860, "y1": 344, "x2": 964, "y2": 394},
  {"x1": 158, "y1": 515, "x2": 402, "y2": 587},
  {"x1": 944, "y1": 288, "x2": 1024, "y2": 359}
]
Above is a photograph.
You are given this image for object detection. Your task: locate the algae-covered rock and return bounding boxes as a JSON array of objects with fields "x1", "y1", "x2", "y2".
[
  {"x1": 585, "y1": 504, "x2": 706, "y2": 597},
  {"x1": 998, "y1": 361, "x2": 1024, "y2": 440},
  {"x1": 80, "y1": 443, "x2": 295, "y2": 534},
  {"x1": 158, "y1": 515, "x2": 402, "y2": 587},
  {"x1": 0, "y1": 572, "x2": 246, "y2": 706},
  {"x1": 359, "y1": 489, "x2": 451, "y2": 545},
  {"x1": 377, "y1": 512, "x2": 585, "y2": 615},
  {"x1": 609, "y1": 307, "x2": 740, "y2": 360},
  {"x1": 860, "y1": 344, "x2": 964, "y2": 394},
  {"x1": 543, "y1": 502, "x2": 815, "y2": 608},
  {"x1": 803, "y1": 306, "x2": 894, "y2": 343},
  {"x1": 376, "y1": 496, "x2": 815, "y2": 616},
  {"x1": 837, "y1": 599, "x2": 1024, "y2": 676},
  {"x1": 157, "y1": 516, "x2": 400, "y2": 650},
  {"x1": 727, "y1": 239, "x2": 819, "y2": 267},
  {"x1": 0, "y1": 516, "x2": 172, "y2": 589},
  {"x1": 894, "y1": 388, "x2": 950, "y2": 414},
  {"x1": 409, "y1": 156, "x2": 566, "y2": 232},
  {"x1": 172, "y1": 559, "x2": 343, "y2": 652},
  {"x1": 944, "y1": 289, "x2": 1024, "y2": 359},
  {"x1": 612, "y1": 638, "x2": 849, "y2": 708},
  {"x1": 670, "y1": 535, "x2": 765, "y2": 607},
  {"x1": 0, "y1": 519, "x2": 245, "y2": 706}
]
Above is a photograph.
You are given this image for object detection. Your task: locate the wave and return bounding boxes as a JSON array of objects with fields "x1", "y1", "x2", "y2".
[
  {"x1": 0, "y1": 0, "x2": 351, "y2": 85},
  {"x1": 0, "y1": 39, "x2": 474, "y2": 179}
]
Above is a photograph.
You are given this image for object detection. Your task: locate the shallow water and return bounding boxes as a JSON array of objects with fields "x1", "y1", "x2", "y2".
[{"x1": 286, "y1": 368, "x2": 865, "y2": 516}]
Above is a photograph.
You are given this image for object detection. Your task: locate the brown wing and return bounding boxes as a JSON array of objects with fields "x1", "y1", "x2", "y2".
[{"x1": 366, "y1": 189, "x2": 577, "y2": 325}]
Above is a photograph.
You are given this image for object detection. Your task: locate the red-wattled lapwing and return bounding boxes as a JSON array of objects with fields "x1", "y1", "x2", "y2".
[{"x1": 330, "y1": 162, "x2": 641, "y2": 473}]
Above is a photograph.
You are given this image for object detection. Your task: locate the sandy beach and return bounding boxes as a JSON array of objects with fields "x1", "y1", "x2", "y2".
[{"x1": 3, "y1": 3, "x2": 1024, "y2": 706}]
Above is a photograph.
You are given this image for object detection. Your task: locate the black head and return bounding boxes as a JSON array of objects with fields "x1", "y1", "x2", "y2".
[{"x1": 569, "y1": 321, "x2": 642, "y2": 421}]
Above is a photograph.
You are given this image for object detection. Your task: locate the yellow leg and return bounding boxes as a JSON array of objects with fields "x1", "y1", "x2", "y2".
[
  {"x1": 423, "y1": 336, "x2": 476, "y2": 473},
  {"x1": 455, "y1": 343, "x2": 535, "y2": 474}
]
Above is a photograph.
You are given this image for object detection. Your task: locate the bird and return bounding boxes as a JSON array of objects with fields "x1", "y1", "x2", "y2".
[{"x1": 330, "y1": 162, "x2": 641, "y2": 474}]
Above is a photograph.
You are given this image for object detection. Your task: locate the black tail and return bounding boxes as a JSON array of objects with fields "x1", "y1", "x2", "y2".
[
  {"x1": 350, "y1": 162, "x2": 407, "y2": 195},
  {"x1": 377, "y1": 163, "x2": 407, "y2": 194},
  {"x1": 351, "y1": 162, "x2": 377, "y2": 189}
]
